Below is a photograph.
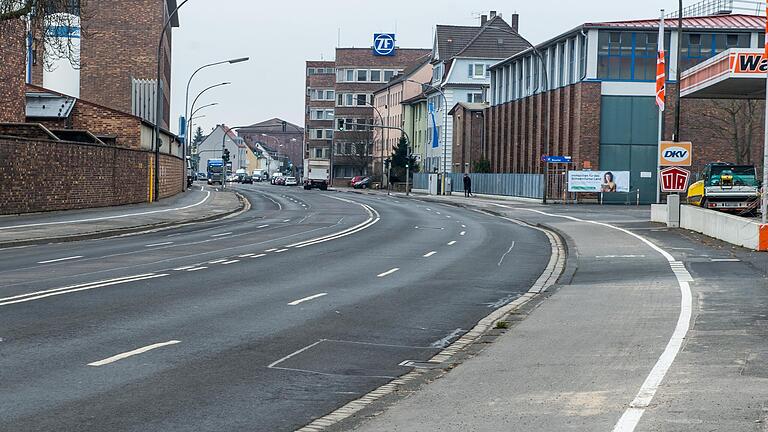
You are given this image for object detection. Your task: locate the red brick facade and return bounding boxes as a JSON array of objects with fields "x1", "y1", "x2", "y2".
[
  {"x1": 305, "y1": 61, "x2": 336, "y2": 160},
  {"x1": 0, "y1": 19, "x2": 26, "y2": 123},
  {"x1": 484, "y1": 81, "x2": 602, "y2": 175},
  {"x1": 451, "y1": 104, "x2": 485, "y2": 173}
]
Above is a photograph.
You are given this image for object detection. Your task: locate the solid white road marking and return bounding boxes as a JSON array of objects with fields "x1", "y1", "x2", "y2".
[
  {"x1": 37, "y1": 255, "x2": 83, "y2": 264},
  {"x1": 423, "y1": 251, "x2": 437, "y2": 258},
  {"x1": 186, "y1": 267, "x2": 207, "y2": 272},
  {"x1": 211, "y1": 232, "x2": 232, "y2": 238},
  {"x1": 275, "y1": 249, "x2": 288, "y2": 253},
  {"x1": 288, "y1": 292, "x2": 328, "y2": 306},
  {"x1": 268, "y1": 339, "x2": 326, "y2": 368},
  {"x1": 221, "y1": 260, "x2": 239, "y2": 265},
  {"x1": 447, "y1": 240, "x2": 457, "y2": 246},
  {"x1": 497, "y1": 242, "x2": 516, "y2": 266},
  {"x1": 460, "y1": 231, "x2": 466, "y2": 236},
  {"x1": 88, "y1": 340, "x2": 181, "y2": 366},
  {"x1": 0, "y1": 273, "x2": 168, "y2": 306},
  {"x1": 377, "y1": 268, "x2": 400, "y2": 278},
  {"x1": 711, "y1": 258, "x2": 740, "y2": 262},
  {"x1": 0, "y1": 192, "x2": 211, "y2": 231},
  {"x1": 494, "y1": 204, "x2": 692, "y2": 432},
  {"x1": 144, "y1": 242, "x2": 173, "y2": 247},
  {"x1": 208, "y1": 259, "x2": 227, "y2": 264}
]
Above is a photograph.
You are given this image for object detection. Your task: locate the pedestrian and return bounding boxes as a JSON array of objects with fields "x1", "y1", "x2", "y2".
[{"x1": 463, "y1": 173, "x2": 472, "y2": 197}]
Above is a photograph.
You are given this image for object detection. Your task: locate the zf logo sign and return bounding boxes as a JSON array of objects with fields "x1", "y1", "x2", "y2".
[
  {"x1": 659, "y1": 141, "x2": 692, "y2": 167},
  {"x1": 373, "y1": 33, "x2": 396, "y2": 56}
]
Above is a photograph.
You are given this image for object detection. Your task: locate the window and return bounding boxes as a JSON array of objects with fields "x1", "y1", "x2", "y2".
[
  {"x1": 467, "y1": 92, "x2": 483, "y2": 103},
  {"x1": 310, "y1": 88, "x2": 334, "y2": 101},
  {"x1": 384, "y1": 70, "x2": 395, "y2": 82},
  {"x1": 313, "y1": 147, "x2": 324, "y2": 158},
  {"x1": 680, "y1": 32, "x2": 749, "y2": 71},
  {"x1": 579, "y1": 33, "x2": 587, "y2": 79},
  {"x1": 346, "y1": 94, "x2": 354, "y2": 106},
  {"x1": 307, "y1": 68, "x2": 315, "y2": 76},
  {"x1": 370, "y1": 70, "x2": 381, "y2": 82},
  {"x1": 597, "y1": 31, "x2": 671, "y2": 81},
  {"x1": 357, "y1": 69, "x2": 368, "y2": 82},
  {"x1": 325, "y1": 90, "x2": 334, "y2": 100},
  {"x1": 568, "y1": 38, "x2": 576, "y2": 84},
  {"x1": 345, "y1": 69, "x2": 354, "y2": 82},
  {"x1": 356, "y1": 94, "x2": 368, "y2": 106},
  {"x1": 470, "y1": 63, "x2": 486, "y2": 78},
  {"x1": 432, "y1": 64, "x2": 442, "y2": 83},
  {"x1": 558, "y1": 43, "x2": 566, "y2": 87}
]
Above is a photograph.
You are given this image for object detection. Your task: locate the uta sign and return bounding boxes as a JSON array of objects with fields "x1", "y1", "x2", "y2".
[{"x1": 660, "y1": 166, "x2": 691, "y2": 192}]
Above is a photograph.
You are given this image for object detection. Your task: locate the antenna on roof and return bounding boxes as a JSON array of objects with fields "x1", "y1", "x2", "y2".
[{"x1": 337, "y1": 28, "x2": 341, "y2": 48}]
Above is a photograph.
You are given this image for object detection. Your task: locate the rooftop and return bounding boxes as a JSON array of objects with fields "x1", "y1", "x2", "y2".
[
  {"x1": 585, "y1": 13, "x2": 764, "y2": 30},
  {"x1": 435, "y1": 14, "x2": 528, "y2": 61}
]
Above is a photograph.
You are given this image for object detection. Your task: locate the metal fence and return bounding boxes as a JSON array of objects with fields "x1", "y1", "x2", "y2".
[{"x1": 412, "y1": 173, "x2": 544, "y2": 199}]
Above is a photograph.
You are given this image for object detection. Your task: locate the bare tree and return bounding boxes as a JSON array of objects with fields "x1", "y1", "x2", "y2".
[
  {"x1": 0, "y1": 0, "x2": 87, "y2": 69},
  {"x1": 691, "y1": 99, "x2": 762, "y2": 165},
  {"x1": 343, "y1": 129, "x2": 374, "y2": 177}
]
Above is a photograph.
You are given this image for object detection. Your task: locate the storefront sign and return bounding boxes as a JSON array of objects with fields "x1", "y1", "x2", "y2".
[
  {"x1": 568, "y1": 171, "x2": 630, "y2": 193},
  {"x1": 659, "y1": 141, "x2": 692, "y2": 166},
  {"x1": 729, "y1": 51, "x2": 768, "y2": 74},
  {"x1": 660, "y1": 166, "x2": 691, "y2": 192}
]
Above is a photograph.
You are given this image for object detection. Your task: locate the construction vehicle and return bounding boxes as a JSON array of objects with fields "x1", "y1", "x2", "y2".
[{"x1": 687, "y1": 162, "x2": 760, "y2": 213}]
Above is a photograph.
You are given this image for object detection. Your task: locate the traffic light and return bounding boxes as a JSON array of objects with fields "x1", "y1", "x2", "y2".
[{"x1": 222, "y1": 148, "x2": 231, "y2": 164}]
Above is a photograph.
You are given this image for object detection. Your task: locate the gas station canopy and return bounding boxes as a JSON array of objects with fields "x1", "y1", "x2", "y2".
[{"x1": 681, "y1": 48, "x2": 767, "y2": 99}]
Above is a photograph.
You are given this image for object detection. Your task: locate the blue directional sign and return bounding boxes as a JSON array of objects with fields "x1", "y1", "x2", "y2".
[
  {"x1": 542, "y1": 155, "x2": 573, "y2": 163},
  {"x1": 373, "y1": 33, "x2": 396, "y2": 56}
]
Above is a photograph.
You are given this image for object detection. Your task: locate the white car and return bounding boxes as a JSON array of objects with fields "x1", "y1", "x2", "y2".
[{"x1": 284, "y1": 176, "x2": 298, "y2": 186}]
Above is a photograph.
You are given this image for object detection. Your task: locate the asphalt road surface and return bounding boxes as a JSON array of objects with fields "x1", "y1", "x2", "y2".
[{"x1": 0, "y1": 183, "x2": 549, "y2": 432}]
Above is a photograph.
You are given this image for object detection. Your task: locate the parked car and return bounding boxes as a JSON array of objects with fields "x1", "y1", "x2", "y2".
[
  {"x1": 271, "y1": 173, "x2": 284, "y2": 185},
  {"x1": 352, "y1": 176, "x2": 372, "y2": 189},
  {"x1": 226, "y1": 174, "x2": 238, "y2": 182},
  {"x1": 197, "y1": 172, "x2": 207, "y2": 181},
  {"x1": 284, "y1": 176, "x2": 298, "y2": 186},
  {"x1": 349, "y1": 176, "x2": 364, "y2": 187},
  {"x1": 241, "y1": 175, "x2": 253, "y2": 184},
  {"x1": 275, "y1": 176, "x2": 286, "y2": 186}
]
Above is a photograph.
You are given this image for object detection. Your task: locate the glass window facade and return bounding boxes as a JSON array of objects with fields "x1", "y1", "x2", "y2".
[
  {"x1": 679, "y1": 32, "x2": 750, "y2": 71},
  {"x1": 597, "y1": 31, "x2": 671, "y2": 81}
]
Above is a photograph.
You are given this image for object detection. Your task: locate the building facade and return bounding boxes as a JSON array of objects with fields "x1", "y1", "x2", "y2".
[
  {"x1": 449, "y1": 102, "x2": 487, "y2": 173},
  {"x1": 486, "y1": 13, "x2": 765, "y2": 203},
  {"x1": 0, "y1": 18, "x2": 26, "y2": 123},
  {"x1": 305, "y1": 61, "x2": 336, "y2": 164},
  {"x1": 371, "y1": 56, "x2": 432, "y2": 181},
  {"x1": 28, "y1": 0, "x2": 179, "y2": 129},
  {"x1": 238, "y1": 118, "x2": 304, "y2": 176},
  {"x1": 427, "y1": 11, "x2": 528, "y2": 174},
  {"x1": 402, "y1": 94, "x2": 429, "y2": 173}
]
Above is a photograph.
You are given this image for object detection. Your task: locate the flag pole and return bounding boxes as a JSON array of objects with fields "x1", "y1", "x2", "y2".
[{"x1": 656, "y1": 10, "x2": 666, "y2": 204}]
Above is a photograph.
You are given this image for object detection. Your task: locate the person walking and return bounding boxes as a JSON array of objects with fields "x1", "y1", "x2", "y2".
[{"x1": 463, "y1": 173, "x2": 472, "y2": 197}]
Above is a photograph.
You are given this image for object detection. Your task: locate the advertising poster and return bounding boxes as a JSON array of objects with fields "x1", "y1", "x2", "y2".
[{"x1": 568, "y1": 171, "x2": 630, "y2": 193}]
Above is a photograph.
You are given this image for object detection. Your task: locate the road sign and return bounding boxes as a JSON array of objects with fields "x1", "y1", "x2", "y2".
[
  {"x1": 541, "y1": 155, "x2": 572, "y2": 163},
  {"x1": 373, "y1": 33, "x2": 396, "y2": 56},
  {"x1": 660, "y1": 166, "x2": 691, "y2": 192},
  {"x1": 659, "y1": 141, "x2": 692, "y2": 166}
]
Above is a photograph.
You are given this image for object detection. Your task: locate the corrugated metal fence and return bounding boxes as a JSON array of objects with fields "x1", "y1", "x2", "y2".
[{"x1": 412, "y1": 173, "x2": 544, "y2": 199}]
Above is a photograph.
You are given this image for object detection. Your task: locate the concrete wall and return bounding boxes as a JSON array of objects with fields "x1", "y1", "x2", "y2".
[{"x1": 652, "y1": 203, "x2": 767, "y2": 251}]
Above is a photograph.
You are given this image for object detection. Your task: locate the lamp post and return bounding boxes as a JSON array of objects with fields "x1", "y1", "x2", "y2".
[
  {"x1": 184, "y1": 57, "x2": 249, "y2": 157},
  {"x1": 152, "y1": 0, "x2": 191, "y2": 201},
  {"x1": 406, "y1": 79, "x2": 448, "y2": 195},
  {"x1": 190, "y1": 82, "x2": 229, "y2": 122},
  {"x1": 363, "y1": 100, "x2": 386, "y2": 183},
  {"x1": 484, "y1": 26, "x2": 549, "y2": 204},
  {"x1": 188, "y1": 103, "x2": 217, "y2": 159}
]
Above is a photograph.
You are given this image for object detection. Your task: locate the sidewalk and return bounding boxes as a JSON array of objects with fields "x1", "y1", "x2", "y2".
[
  {"x1": 0, "y1": 186, "x2": 244, "y2": 247},
  {"x1": 320, "y1": 192, "x2": 768, "y2": 431}
]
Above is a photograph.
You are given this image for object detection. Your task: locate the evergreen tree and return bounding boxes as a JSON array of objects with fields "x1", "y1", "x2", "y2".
[{"x1": 390, "y1": 136, "x2": 418, "y2": 181}]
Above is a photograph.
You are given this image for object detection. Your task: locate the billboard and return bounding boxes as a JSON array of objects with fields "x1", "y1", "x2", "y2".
[
  {"x1": 659, "y1": 141, "x2": 692, "y2": 166},
  {"x1": 568, "y1": 171, "x2": 630, "y2": 193}
]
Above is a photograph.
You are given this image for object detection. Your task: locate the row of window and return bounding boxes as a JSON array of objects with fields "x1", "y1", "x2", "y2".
[
  {"x1": 334, "y1": 142, "x2": 372, "y2": 156},
  {"x1": 307, "y1": 67, "x2": 335, "y2": 76},
  {"x1": 309, "y1": 109, "x2": 334, "y2": 121},
  {"x1": 309, "y1": 128, "x2": 334, "y2": 140},
  {"x1": 309, "y1": 88, "x2": 335, "y2": 101},
  {"x1": 337, "y1": 93, "x2": 374, "y2": 107},
  {"x1": 336, "y1": 68, "x2": 402, "y2": 83},
  {"x1": 337, "y1": 118, "x2": 375, "y2": 131}
]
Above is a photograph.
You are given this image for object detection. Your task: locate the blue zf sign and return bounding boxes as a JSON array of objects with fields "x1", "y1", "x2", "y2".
[{"x1": 373, "y1": 33, "x2": 396, "y2": 56}]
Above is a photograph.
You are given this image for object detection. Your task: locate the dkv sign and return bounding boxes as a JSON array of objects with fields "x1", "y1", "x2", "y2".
[{"x1": 659, "y1": 141, "x2": 692, "y2": 167}]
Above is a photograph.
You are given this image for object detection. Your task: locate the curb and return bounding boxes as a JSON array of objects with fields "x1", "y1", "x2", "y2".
[
  {"x1": 296, "y1": 210, "x2": 568, "y2": 432},
  {"x1": 0, "y1": 192, "x2": 248, "y2": 249}
]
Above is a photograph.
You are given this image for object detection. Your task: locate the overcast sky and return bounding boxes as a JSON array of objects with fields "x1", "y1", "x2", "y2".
[{"x1": 170, "y1": 0, "x2": 682, "y2": 136}]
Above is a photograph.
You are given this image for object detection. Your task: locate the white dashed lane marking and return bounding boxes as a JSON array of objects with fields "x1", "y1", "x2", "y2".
[
  {"x1": 288, "y1": 293, "x2": 327, "y2": 306},
  {"x1": 423, "y1": 251, "x2": 437, "y2": 258},
  {"x1": 377, "y1": 268, "x2": 400, "y2": 278}
]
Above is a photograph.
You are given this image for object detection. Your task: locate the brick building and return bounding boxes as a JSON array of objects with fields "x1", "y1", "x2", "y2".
[
  {"x1": 305, "y1": 61, "x2": 336, "y2": 164},
  {"x1": 449, "y1": 102, "x2": 487, "y2": 173},
  {"x1": 0, "y1": 18, "x2": 26, "y2": 123},
  {"x1": 331, "y1": 47, "x2": 431, "y2": 182},
  {"x1": 486, "y1": 12, "x2": 765, "y2": 203},
  {"x1": 29, "y1": 0, "x2": 178, "y2": 129}
]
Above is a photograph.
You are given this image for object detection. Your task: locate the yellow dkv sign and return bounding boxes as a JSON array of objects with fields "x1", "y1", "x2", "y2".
[{"x1": 659, "y1": 141, "x2": 692, "y2": 166}]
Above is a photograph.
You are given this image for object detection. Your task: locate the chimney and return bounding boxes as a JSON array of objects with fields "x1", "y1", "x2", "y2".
[
  {"x1": 481, "y1": 14, "x2": 488, "y2": 26},
  {"x1": 510, "y1": 13, "x2": 519, "y2": 33},
  {"x1": 490, "y1": 11, "x2": 497, "y2": 18}
]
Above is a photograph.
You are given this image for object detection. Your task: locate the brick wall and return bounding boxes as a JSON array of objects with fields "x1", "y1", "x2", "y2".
[
  {"x1": 158, "y1": 153, "x2": 184, "y2": 198},
  {"x1": 0, "y1": 137, "x2": 151, "y2": 214},
  {"x1": 0, "y1": 19, "x2": 26, "y2": 123}
]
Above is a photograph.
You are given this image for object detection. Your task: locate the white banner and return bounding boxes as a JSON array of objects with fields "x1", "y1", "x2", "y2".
[{"x1": 568, "y1": 171, "x2": 630, "y2": 193}]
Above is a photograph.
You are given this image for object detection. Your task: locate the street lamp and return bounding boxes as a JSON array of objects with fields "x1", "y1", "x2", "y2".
[
  {"x1": 363, "y1": 100, "x2": 386, "y2": 182},
  {"x1": 152, "y1": 0, "x2": 191, "y2": 201},
  {"x1": 190, "y1": 82, "x2": 229, "y2": 122},
  {"x1": 184, "y1": 57, "x2": 249, "y2": 163},
  {"x1": 406, "y1": 79, "x2": 448, "y2": 195},
  {"x1": 188, "y1": 103, "x2": 217, "y2": 156}
]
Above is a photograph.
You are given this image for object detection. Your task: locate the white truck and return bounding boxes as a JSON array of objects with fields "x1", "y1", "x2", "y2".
[{"x1": 303, "y1": 159, "x2": 330, "y2": 190}]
